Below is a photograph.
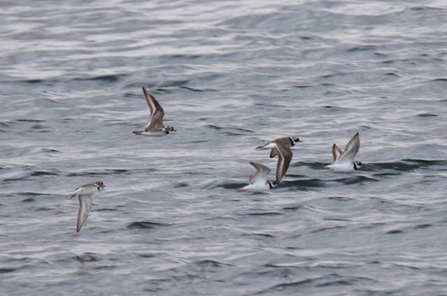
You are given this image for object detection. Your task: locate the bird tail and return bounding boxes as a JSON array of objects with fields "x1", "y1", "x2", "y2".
[
  {"x1": 256, "y1": 145, "x2": 266, "y2": 150},
  {"x1": 69, "y1": 187, "x2": 82, "y2": 198}
]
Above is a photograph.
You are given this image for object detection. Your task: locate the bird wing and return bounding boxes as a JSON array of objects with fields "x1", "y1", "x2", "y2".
[
  {"x1": 332, "y1": 143, "x2": 343, "y2": 161},
  {"x1": 274, "y1": 144, "x2": 293, "y2": 185},
  {"x1": 249, "y1": 162, "x2": 271, "y2": 184},
  {"x1": 77, "y1": 195, "x2": 93, "y2": 232},
  {"x1": 142, "y1": 87, "x2": 165, "y2": 131},
  {"x1": 270, "y1": 148, "x2": 278, "y2": 158},
  {"x1": 144, "y1": 111, "x2": 165, "y2": 131},
  {"x1": 336, "y1": 132, "x2": 360, "y2": 164}
]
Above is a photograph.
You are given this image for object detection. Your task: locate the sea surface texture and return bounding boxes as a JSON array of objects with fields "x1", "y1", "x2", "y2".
[{"x1": 1, "y1": 0, "x2": 447, "y2": 295}]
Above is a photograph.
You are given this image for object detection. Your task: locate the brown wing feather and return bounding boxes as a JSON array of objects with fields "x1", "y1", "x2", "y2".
[
  {"x1": 337, "y1": 132, "x2": 360, "y2": 164},
  {"x1": 344, "y1": 132, "x2": 359, "y2": 151},
  {"x1": 142, "y1": 87, "x2": 164, "y2": 115},
  {"x1": 332, "y1": 144, "x2": 342, "y2": 161},
  {"x1": 274, "y1": 144, "x2": 293, "y2": 185},
  {"x1": 270, "y1": 148, "x2": 278, "y2": 158},
  {"x1": 144, "y1": 111, "x2": 165, "y2": 131},
  {"x1": 141, "y1": 87, "x2": 166, "y2": 131}
]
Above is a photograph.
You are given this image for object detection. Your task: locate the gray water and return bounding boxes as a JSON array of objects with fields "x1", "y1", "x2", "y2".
[{"x1": 1, "y1": 0, "x2": 447, "y2": 295}]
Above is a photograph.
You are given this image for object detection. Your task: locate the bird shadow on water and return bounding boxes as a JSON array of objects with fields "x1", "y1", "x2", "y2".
[{"x1": 73, "y1": 252, "x2": 117, "y2": 273}]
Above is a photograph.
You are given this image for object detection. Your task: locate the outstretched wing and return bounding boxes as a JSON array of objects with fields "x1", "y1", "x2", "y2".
[
  {"x1": 142, "y1": 87, "x2": 165, "y2": 131},
  {"x1": 336, "y1": 132, "x2": 360, "y2": 164},
  {"x1": 274, "y1": 144, "x2": 293, "y2": 185},
  {"x1": 249, "y1": 162, "x2": 271, "y2": 184},
  {"x1": 332, "y1": 143, "x2": 343, "y2": 161},
  {"x1": 77, "y1": 195, "x2": 93, "y2": 232}
]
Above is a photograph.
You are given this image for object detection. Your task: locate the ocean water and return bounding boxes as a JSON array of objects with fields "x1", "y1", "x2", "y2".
[{"x1": 1, "y1": 0, "x2": 447, "y2": 295}]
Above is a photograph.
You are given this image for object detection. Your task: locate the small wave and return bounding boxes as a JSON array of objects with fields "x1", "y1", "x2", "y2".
[
  {"x1": 417, "y1": 113, "x2": 437, "y2": 117},
  {"x1": 127, "y1": 221, "x2": 172, "y2": 230},
  {"x1": 0, "y1": 267, "x2": 16, "y2": 274},
  {"x1": 159, "y1": 79, "x2": 189, "y2": 88},
  {"x1": 136, "y1": 253, "x2": 156, "y2": 258},
  {"x1": 374, "y1": 159, "x2": 447, "y2": 171},
  {"x1": 243, "y1": 232, "x2": 275, "y2": 238},
  {"x1": 73, "y1": 74, "x2": 124, "y2": 83},
  {"x1": 16, "y1": 119, "x2": 44, "y2": 123},
  {"x1": 74, "y1": 253, "x2": 99, "y2": 263},
  {"x1": 293, "y1": 84, "x2": 312, "y2": 88},
  {"x1": 31, "y1": 170, "x2": 60, "y2": 177},
  {"x1": 346, "y1": 45, "x2": 376, "y2": 52},
  {"x1": 386, "y1": 72, "x2": 400, "y2": 77},
  {"x1": 281, "y1": 177, "x2": 326, "y2": 188},
  {"x1": 317, "y1": 174, "x2": 379, "y2": 185},
  {"x1": 41, "y1": 148, "x2": 61, "y2": 153},
  {"x1": 339, "y1": 175, "x2": 379, "y2": 185},
  {"x1": 19, "y1": 192, "x2": 46, "y2": 197},
  {"x1": 327, "y1": 196, "x2": 353, "y2": 202},
  {"x1": 415, "y1": 223, "x2": 431, "y2": 229},
  {"x1": 322, "y1": 105, "x2": 349, "y2": 111},
  {"x1": 283, "y1": 204, "x2": 305, "y2": 211},
  {"x1": 386, "y1": 229, "x2": 404, "y2": 234},
  {"x1": 66, "y1": 168, "x2": 143, "y2": 177},
  {"x1": 206, "y1": 124, "x2": 255, "y2": 136},
  {"x1": 179, "y1": 86, "x2": 205, "y2": 92},
  {"x1": 243, "y1": 211, "x2": 282, "y2": 217},
  {"x1": 193, "y1": 259, "x2": 232, "y2": 268},
  {"x1": 24, "y1": 79, "x2": 46, "y2": 84},
  {"x1": 34, "y1": 207, "x2": 52, "y2": 211},
  {"x1": 159, "y1": 53, "x2": 201, "y2": 61},
  {"x1": 311, "y1": 225, "x2": 345, "y2": 234},
  {"x1": 258, "y1": 273, "x2": 376, "y2": 294},
  {"x1": 431, "y1": 78, "x2": 447, "y2": 82},
  {"x1": 207, "y1": 124, "x2": 223, "y2": 130}
]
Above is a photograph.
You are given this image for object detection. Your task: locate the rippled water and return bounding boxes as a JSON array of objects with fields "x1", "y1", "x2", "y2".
[{"x1": 1, "y1": 0, "x2": 447, "y2": 295}]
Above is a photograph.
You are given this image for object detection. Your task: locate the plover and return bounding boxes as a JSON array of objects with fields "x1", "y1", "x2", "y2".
[
  {"x1": 132, "y1": 87, "x2": 175, "y2": 135},
  {"x1": 324, "y1": 132, "x2": 364, "y2": 172},
  {"x1": 237, "y1": 162, "x2": 274, "y2": 192},
  {"x1": 69, "y1": 181, "x2": 105, "y2": 232},
  {"x1": 256, "y1": 136, "x2": 302, "y2": 185}
]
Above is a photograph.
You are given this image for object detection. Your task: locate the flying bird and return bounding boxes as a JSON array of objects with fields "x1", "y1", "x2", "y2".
[
  {"x1": 324, "y1": 132, "x2": 364, "y2": 172},
  {"x1": 237, "y1": 162, "x2": 274, "y2": 192},
  {"x1": 132, "y1": 87, "x2": 175, "y2": 135},
  {"x1": 256, "y1": 136, "x2": 302, "y2": 185},
  {"x1": 69, "y1": 181, "x2": 105, "y2": 232}
]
